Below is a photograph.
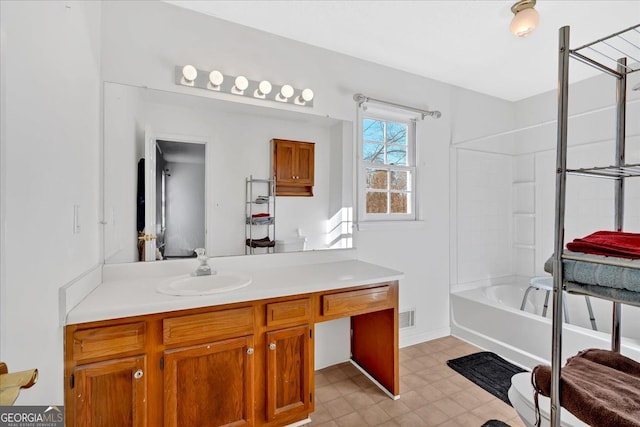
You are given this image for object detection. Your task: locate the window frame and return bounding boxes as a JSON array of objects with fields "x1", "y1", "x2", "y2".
[{"x1": 357, "y1": 111, "x2": 417, "y2": 222}]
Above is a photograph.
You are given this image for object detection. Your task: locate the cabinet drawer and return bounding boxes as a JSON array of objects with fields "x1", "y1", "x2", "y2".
[
  {"x1": 322, "y1": 286, "x2": 392, "y2": 317},
  {"x1": 266, "y1": 298, "x2": 311, "y2": 328},
  {"x1": 72, "y1": 322, "x2": 146, "y2": 362},
  {"x1": 163, "y1": 307, "x2": 254, "y2": 345}
]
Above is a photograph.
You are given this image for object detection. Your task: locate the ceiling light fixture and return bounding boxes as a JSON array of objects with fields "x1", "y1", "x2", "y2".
[{"x1": 510, "y1": 0, "x2": 539, "y2": 38}]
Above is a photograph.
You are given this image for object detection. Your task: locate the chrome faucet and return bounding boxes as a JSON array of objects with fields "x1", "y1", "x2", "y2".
[{"x1": 193, "y1": 248, "x2": 215, "y2": 276}]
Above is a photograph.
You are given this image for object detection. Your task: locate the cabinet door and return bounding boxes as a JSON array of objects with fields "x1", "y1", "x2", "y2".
[
  {"x1": 164, "y1": 336, "x2": 254, "y2": 427},
  {"x1": 294, "y1": 143, "x2": 314, "y2": 186},
  {"x1": 73, "y1": 356, "x2": 147, "y2": 427},
  {"x1": 265, "y1": 325, "x2": 311, "y2": 421},
  {"x1": 274, "y1": 140, "x2": 297, "y2": 185}
]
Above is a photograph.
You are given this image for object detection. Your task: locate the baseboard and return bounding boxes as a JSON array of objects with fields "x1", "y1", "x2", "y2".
[{"x1": 400, "y1": 326, "x2": 450, "y2": 348}]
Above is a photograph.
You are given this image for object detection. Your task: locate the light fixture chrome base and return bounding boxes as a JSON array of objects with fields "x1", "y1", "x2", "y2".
[
  {"x1": 511, "y1": 0, "x2": 536, "y2": 14},
  {"x1": 174, "y1": 66, "x2": 314, "y2": 108}
]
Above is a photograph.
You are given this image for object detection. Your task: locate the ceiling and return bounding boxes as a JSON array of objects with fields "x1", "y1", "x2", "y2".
[{"x1": 164, "y1": 1, "x2": 640, "y2": 102}]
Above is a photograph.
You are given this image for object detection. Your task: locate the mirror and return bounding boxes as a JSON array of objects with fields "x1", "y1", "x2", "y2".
[{"x1": 103, "y1": 82, "x2": 353, "y2": 263}]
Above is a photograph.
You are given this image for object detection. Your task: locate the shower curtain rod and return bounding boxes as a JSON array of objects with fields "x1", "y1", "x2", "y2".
[{"x1": 353, "y1": 93, "x2": 442, "y2": 120}]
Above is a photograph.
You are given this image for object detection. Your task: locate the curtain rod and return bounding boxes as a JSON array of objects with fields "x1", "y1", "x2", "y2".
[{"x1": 353, "y1": 93, "x2": 441, "y2": 120}]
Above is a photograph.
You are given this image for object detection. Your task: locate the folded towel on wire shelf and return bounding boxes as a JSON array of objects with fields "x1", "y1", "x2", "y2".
[
  {"x1": 567, "y1": 230, "x2": 640, "y2": 259},
  {"x1": 246, "y1": 237, "x2": 275, "y2": 248},
  {"x1": 532, "y1": 349, "x2": 640, "y2": 427}
]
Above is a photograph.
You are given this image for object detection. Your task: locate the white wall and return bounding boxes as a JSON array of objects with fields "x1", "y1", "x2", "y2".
[
  {"x1": 453, "y1": 150, "x2": 512, "y2": 287},
  {"x1": 449, "y1": 86, "x2": 516, "y2": 289},
  {"x1": 104, "y1": 83, "x2": 143, "y2": 263},
  {"x1": 512, "y1": 154, "x2": 536, "y2": 277},
  {"x1": 0, "y1": 0, "x2": 101, "y2": 404}
]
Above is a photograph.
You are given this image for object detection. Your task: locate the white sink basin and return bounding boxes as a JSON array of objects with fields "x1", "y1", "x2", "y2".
[{"x1": 157, "y1": 273, "x2": 252, "y2": 296}]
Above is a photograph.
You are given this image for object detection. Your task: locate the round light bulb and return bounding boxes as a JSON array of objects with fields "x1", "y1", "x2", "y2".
[
  {"x1": 301, "y1": 88, "x2": 314, "y2": 102},
  {"x1": 234, "y1": 75, "x2": 249, "y2": 91},
  {"x1": 510, "y1": 7, "x2": 539, "y2": 37},
  {"x1": 280, "y1": 84, "x2": 294, "y2": 99},
  {"x1": 182, "y1": 65, "x2": 198, "y2": 82},
  {"x1": 209, "y1": 70, "x2": 224, "y2": 86},
  {"x1": 258, "y1": 80, "x2": 272, "y2": 95}
]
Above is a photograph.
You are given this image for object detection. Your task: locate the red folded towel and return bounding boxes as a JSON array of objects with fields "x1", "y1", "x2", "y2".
[{"x1": 566, "y1": 230, "x2": 640, "y2": 259}]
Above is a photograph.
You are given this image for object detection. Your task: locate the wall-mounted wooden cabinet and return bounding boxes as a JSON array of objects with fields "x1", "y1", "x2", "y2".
[{"x1": 271, "y1": 139, "x2": 315, "y2": 196}]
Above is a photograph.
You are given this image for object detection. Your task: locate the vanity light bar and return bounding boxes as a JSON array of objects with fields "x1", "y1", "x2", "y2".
[{"x1": 175, "y1": 65, "x2": 314, "y2": 108}]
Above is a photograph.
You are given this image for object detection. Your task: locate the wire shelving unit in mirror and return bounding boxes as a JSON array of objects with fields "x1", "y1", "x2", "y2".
[{"x1": 245, "y1": 176, "x2": 276, "y2": 254}]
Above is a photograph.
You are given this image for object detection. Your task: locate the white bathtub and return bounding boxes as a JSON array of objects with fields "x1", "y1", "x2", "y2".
[{"x1": 451, "y1": 278, "x2": 640, "y2": 369}]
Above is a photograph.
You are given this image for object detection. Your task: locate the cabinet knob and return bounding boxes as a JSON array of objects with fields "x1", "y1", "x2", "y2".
[
  {"x1": 247, "y1": 347, "x2": 254, "y2": 355},
  {"x1": 269, "y1": 343, "x2": 276, "y2": 350},
  {"x1": 133, "y1": 369, "x2": 143, "y2": 379}
]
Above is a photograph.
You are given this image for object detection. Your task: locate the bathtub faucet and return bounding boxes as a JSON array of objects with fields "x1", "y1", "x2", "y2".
[{"x1": 193, "y1": 248, "x2": 215, "y2": 276}]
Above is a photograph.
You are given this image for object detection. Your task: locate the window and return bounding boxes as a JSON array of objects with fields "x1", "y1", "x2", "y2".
[{"x1": 359, "y1": 114, "x2": 416, "y2": 221}]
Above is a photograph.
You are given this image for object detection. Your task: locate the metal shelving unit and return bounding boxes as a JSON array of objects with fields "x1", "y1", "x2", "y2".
[
  {"x1": 245, "y1": 176, "x2": 276, "y2": 254},
  {"x1": 550, "y1": 23, "x2": 640, "y2": 427}
]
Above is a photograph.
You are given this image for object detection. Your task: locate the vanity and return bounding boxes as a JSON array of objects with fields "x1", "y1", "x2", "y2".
[
  {"x1": 64, "y1": 258, "x2": 402, "y2": 427},
  {"x1": 86, "y1": 75, "x2": 371, "y2": 427}
]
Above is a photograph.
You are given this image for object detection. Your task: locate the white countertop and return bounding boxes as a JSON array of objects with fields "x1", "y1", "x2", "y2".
[{"x1": 66, "y1": 259, "x2": 403, "y2": 325}]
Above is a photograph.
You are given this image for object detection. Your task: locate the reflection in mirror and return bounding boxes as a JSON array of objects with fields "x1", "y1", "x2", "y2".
[
  {"x1": 103, "y1": 83, "x2": 353, "y2": 263},
  {"x1": 152, "y1": 140, "x2": 205, "y2": 260}
]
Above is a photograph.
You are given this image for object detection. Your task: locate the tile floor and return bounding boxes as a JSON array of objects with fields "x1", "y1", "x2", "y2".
[{"x1": 309, "y1": 336, "x2": 527, "y2": 427}]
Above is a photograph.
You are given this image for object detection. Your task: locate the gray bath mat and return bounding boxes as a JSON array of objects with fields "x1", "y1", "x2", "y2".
[{"x1": 446, "y1": 351, "x2": 527, "y2": 405}]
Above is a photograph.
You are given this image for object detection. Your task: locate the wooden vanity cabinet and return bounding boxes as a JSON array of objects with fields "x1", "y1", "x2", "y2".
[
  {"x1": 265, "y1": 325, "x2": 311, "y2": 422},
  {"x1": 163, "y1": 336, "x2": 255, "y2": 427},
  {"x1": 65, "y1": 281, "x2": 399, "y2": 427},
  {"x1": 271, "y1": 139, "x2": 315, "y2": 196},
  {"x1": 162, "y1": 307, "x2": 256, "y2": 427},
  {"x1": 317, "y1": 283, "x2": 400, "y2": 397},
  {"x1": 66, "y1": 322, "x2": 148, "y2": 427},
  {"x1": 264, "y1": 298, "x2": 313, "y2": 422},
  {"x1": 73, "y1": 355, "x2": 147, "y2": 427}
]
